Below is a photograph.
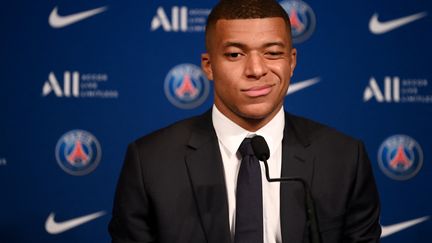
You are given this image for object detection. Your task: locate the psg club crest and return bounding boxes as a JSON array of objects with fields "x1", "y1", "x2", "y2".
[
  {"x1": 279, "y1": 0, "x2": 316, "y2": 44},
  {"x1": 164, "y1": 63, "x2": 210, "y2": 109},
  {"x1": 55, "y1": 130, "x2": 102, "y2": 176},
  {"x1": 378, "y1": 135, "x2": 423, "y2": 180}
]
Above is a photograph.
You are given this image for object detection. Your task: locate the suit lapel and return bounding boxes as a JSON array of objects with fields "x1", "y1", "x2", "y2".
[
  {"x1": 183, "y1": 111, "x2": 315, "y2": 243},
  {"x1": 184, "y1": 111, "x2": 232, "y2": 243},
  {"x1": 280, "y1": 113, "x2": 315, "y2": 243}
]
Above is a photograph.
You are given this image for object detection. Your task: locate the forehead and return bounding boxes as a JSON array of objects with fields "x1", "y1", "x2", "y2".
[{"x1": 209, "y1": 17, "x2": 290, "y2": 47}]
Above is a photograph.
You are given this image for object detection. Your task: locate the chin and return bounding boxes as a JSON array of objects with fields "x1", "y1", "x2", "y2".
[{"x1": 237, "y1": 103, "x2": 276, "y2": 120}]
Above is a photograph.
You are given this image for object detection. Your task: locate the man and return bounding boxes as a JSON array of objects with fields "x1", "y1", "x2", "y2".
[{"x1": 109, "y1": 0, "x2": 381, "y2": 242}]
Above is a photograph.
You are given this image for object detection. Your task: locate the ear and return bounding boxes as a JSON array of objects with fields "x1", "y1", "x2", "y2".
[
  {"x1": 201, "y1": 53, "x2": 213, "y2": 80},
  {"x1": 289, "y1": 48, "x2": 297, "y2": 77}
]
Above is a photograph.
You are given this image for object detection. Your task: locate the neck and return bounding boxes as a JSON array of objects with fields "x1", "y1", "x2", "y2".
[{"x1": 214, "y1": 103, "x2": 282, "y2": 132}]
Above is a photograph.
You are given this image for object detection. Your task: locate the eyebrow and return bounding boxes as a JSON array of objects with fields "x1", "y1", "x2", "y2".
[
  {"x1": 222, "y1": 42, "x2": 246, "y2": 49},
  {"x1": 263, "y1": 41, "x2": 286, "y2": 48},
  {"x1": 222, "y1": 41, "x2": 286, "y2": 49}
]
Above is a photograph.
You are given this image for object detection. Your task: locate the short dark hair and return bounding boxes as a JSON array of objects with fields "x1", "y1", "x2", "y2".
[{"x1": 205, "y1": 0, "x2": 292, "y2": 49}]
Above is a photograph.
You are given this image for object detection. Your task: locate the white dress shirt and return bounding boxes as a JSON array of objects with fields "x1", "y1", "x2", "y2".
[{"x1": 212, "y1": 105, "x2": 284, "y2": 243}]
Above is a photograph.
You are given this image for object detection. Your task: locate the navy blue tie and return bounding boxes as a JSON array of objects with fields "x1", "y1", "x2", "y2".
[{"x1": 234, "y1": 138, "x2": 264, "y2": 243}]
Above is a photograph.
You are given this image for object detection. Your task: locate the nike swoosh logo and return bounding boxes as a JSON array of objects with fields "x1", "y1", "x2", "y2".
[
  {"x1": 49, "y1": 6, "x2": 108, "y2": 29},
  {"x1": 369, "y1": 12, "x2": 427, "y2": 35},
  {"x1": 381, "y1": 216, "x2": 429, "y2": 238},
  {"x1": 45, "y1": 211, "x2": 106, "y2": 234},
  {"x1": 287, "y1": 77, "x2": 320, "y2": 95}
]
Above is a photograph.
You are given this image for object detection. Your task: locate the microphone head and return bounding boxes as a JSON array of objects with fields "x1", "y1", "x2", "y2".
[{"x1": 251, "y1": 135, "x2": 270, "y2": 161}]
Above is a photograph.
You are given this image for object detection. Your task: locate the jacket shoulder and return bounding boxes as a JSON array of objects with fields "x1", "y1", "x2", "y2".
[
  {"x1": 132, "y1": 111, "x2": 212, "y2": 153},
  {"x1": 286, "y1": 113, "x2": 360, "y2": 146}
]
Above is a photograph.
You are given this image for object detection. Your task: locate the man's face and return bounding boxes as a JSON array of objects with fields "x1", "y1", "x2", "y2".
[{"x1": 202, "y1": 17, "x2": 297, "y2": 128}]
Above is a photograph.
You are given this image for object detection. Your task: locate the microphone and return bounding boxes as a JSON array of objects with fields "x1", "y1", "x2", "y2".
[{"x1": 251, "y1": 135, "x2": 322, "y2": 243}]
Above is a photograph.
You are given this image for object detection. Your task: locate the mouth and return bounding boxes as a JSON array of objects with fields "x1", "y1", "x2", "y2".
[{"x1": 242, "y1": 84, "x2": 274, "y2": 97}]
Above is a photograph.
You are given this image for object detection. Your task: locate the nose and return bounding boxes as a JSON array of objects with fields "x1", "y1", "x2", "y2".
[{"x1": 244, "y1": 53, "x2": 269, "y2": 80}]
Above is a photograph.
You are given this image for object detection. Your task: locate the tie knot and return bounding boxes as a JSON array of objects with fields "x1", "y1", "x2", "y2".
[{"x1": 238, "y1": 138, "x2": 255, "y2": 158}]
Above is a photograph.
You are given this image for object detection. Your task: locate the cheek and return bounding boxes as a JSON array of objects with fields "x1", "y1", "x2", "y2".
[
  {"x1": 213, "y1": 63, "x2": 242, "y2": 88},
  {"x1": 269, "y1": 62, "x2": 292, "y2": 84},
  {"x1": 213, "y1": 72, "x2": 233, "y2": 98},
  {"x1": 214, "y1": 79, "x2": 237, "y2": 100}
]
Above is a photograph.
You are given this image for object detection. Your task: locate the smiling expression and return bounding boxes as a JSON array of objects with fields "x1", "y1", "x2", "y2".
[{"x1": 202, "y1": 17, "x2": 297, "y2": 131}]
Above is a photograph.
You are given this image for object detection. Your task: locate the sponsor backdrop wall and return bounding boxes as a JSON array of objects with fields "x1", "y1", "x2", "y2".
[{"x1": 1, "y1": 0, "x2": 431, "y2": 242}]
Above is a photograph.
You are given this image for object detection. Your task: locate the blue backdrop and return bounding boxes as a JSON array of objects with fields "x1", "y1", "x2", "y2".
[{"x1": 1, "y1": 0, "x2": 431, "y2": 242}]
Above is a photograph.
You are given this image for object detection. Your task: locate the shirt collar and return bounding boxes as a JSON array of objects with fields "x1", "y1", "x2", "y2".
[{"x1": 212, "y1": 105, "x2": 285, "y2": 159}]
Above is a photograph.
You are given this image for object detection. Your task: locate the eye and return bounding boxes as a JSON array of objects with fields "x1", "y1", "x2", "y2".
[
  {"x1": 265, "y1": 51, "x2": 284, "y2": 59},
  {"x1": 224, "y1": 52, "x2": 243, "y2": 60}
]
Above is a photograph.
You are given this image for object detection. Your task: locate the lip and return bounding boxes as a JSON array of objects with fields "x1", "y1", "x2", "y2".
[{"x1": 242, "y1": 84, "x2": 274, "y2": 97}]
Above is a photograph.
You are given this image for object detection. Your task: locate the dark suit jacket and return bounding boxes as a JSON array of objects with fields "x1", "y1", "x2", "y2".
[{"x1": 109, "y1": 110, "x2": 381, "y2": 243}]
